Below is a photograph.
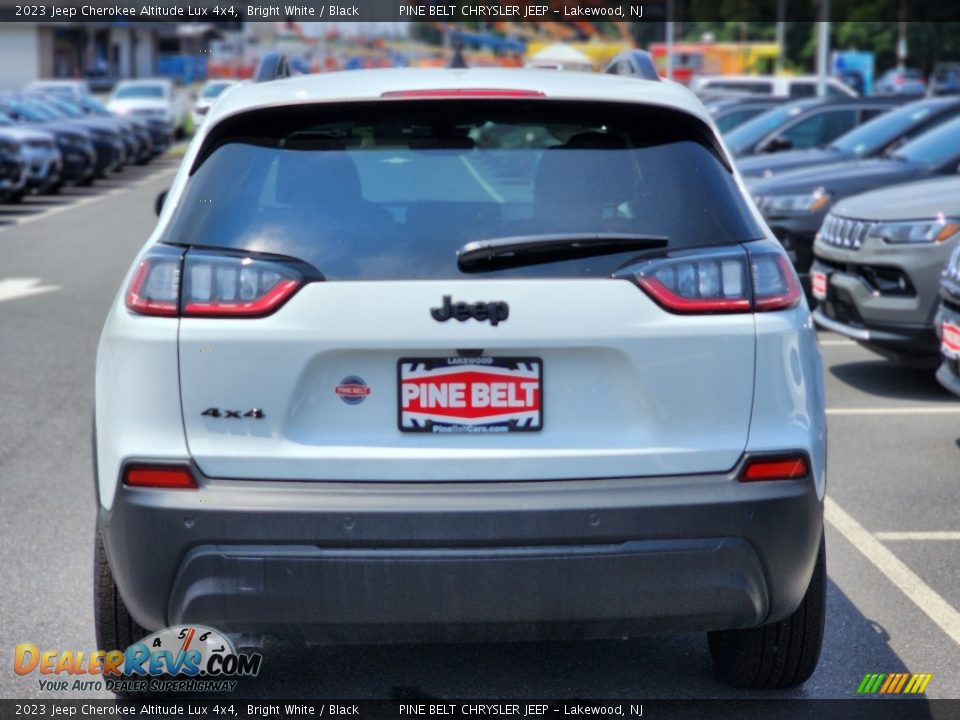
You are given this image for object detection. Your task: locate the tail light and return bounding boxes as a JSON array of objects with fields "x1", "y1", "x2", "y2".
[
  {"x1": 739, "y1": 454, "x2": 809, "y2": 482},
  {"x1": 620, "y1": 243, "x2": 802, "y2": 314},
  {"x1": 124, "y1": 465, "x2": 198, "y2": 489},
  {"x1": 125, "y1": 247, "x2": 305, "y2": 318}
]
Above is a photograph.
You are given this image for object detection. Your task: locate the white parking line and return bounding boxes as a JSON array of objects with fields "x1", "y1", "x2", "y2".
[
  {"x1": 827, "y1": 407, "x2": 960, "y2": 415},
  {"x1": 825, "y1": 497, "x2": 960, "y2": 647},
  {"x1": 875, "y1": 532, "x2": 960, "y2": 541},
  {"x1": 0, "y1": 277, "x2": 59, "y2": 303}
]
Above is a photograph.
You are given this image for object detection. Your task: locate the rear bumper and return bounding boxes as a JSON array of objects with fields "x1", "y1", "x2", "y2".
[{"x1": 100, "y1": 461, "x2": 823, "y2": 642}]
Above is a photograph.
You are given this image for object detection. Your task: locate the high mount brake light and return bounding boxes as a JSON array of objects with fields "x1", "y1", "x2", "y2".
[
  {"x1": 381, "y1": 89, "x2": 546, "y2": 99},
  {"x1": 125, "y1": 248, "x2": 304, "y2": 318},
  {"x1": 740, "y1": 455, "x2": 809, "y2": 482},
  {"x1": 624, "y1": 245, "x2": 802, "y2": 314}
]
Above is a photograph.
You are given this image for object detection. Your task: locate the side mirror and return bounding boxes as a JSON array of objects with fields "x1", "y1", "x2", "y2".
[
  {"x1": 764, "y1": 136, "x2": 793, "y2": 153},
  {"x1": 155, "y1": 189, "x2": 168, "y2": 216}
]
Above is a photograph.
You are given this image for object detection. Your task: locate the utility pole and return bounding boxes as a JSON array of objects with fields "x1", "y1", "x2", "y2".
[
  {"x1": 816, "y1": 5, "x2": 830, "y2": 97},
  {"x1": 775, "y1": 0, "x2": 785, "y2": 74},
  {"x1": 665, "y1": 0, "x2": 675, "y2": 81},
  {"x1": 897, "y1": 0, "x2": 908, "y2": 69}
]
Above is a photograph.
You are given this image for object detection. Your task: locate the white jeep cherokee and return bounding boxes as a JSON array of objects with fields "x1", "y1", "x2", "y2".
[{"x1": 94, "y1": 66, "x2": 827, "y2": 689}]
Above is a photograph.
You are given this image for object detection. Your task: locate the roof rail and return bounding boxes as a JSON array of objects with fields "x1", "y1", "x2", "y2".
[{"x1": 254, "y1": 53, "x2": 292, "y2": 83}]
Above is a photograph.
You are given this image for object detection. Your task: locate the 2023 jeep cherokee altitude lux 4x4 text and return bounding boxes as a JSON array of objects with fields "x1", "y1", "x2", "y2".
[{"x1": 94, "y1": 68, "x2": 827, "y2": 689}]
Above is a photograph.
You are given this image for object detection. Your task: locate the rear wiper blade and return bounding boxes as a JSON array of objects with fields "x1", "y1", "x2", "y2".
[{"x1": 457, "y1": 233, "x2": 669, "y2": 271}]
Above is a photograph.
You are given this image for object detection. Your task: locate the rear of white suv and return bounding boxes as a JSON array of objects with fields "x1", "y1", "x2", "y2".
[{"x1": 94, "y1": 69, "x2": 827, "y2": 689}]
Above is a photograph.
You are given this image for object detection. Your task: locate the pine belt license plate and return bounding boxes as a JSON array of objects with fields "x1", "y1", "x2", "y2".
[
  {"x1": 812, "y1": 270, "x2": 828, "y2": 301},
  {"x1": 942, "y1": 321, "x2": 960, "y2": 359},
  {"x1": 398, "y1": 357, "x2": 543, "y2": 433}
]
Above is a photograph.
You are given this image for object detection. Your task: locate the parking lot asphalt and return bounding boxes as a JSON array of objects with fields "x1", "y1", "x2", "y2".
[{"x1": 0, "y1": 164, "x2": 958, "y2": 703}]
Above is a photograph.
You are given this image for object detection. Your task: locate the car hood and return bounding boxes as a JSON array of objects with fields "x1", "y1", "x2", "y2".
[
  {"x1": 737, "y1": 148, "x2": 851, "y2": 178},
  {"x1": 831, "y1": 175, "x2": 960, "y2": 221},
  {"x1": 35, "y1": 120, "x2": 94, "y2": 139},
  {"x1": 0, "y1": 125, "x2": 56, "y2": 143},
  {"x1": 107, "y1": 99, "x2": 169, "y2": 114},
  {"x1": 746, "y1": 158, "x2": 927, "y2": 196}
]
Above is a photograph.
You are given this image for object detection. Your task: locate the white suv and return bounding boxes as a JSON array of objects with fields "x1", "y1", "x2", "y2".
[
  {"x1": 692, "y1": 74, "x2": 857, "y2": 98},
  {"x1": 107, "y1": 79, "x2": 188, "y2": 138},
  {"x1": 94, "y1": 67, "x2": 827, "y2": 688}
]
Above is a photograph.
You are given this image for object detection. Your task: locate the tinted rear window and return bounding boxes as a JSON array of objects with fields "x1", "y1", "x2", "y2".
[{"x1": 164, "y1": 101, "x2": 763, "y2": 280}]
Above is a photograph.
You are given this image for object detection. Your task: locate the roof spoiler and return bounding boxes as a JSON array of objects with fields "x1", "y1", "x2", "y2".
[{"x1": 254, "y1": 53, "x2": 292, "y2": 83}]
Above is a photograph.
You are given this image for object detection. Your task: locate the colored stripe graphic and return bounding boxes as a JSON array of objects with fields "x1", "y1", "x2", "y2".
[
  {"x1": 857, "y1": 673, "x2": 885, "y2": 694},
  {"x1": 857, "y1": 673, "x2": 932, "y2": 694},
  {"x1": 904, "y1": 674, "x2": 933, "y2": 694}
]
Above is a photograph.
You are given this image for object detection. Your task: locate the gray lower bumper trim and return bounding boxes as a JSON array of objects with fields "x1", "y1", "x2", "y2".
[
  {"x1": 168, "y1": 538, "x2": 769, "y2": 642},
  {"x1": 812, "y1": 310, "x2": 873, "y2": 340}
]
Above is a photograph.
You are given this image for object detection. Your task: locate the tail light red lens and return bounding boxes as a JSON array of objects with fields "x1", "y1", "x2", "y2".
[
  {"x1": 740, "y1": 455, "x2": 809, "y2": 482},
  {"x1": 125, "y1": 253, "x2": 181, "y2": 317},
  {"x1": 622, "y1": 243, "x2": 801, "y2": 314},
  {"x1": 124, "y1": 465, "x2": 198, "y2": 489},
  {"x1": 125, "y1": 247, "x2": 304, "y2": 318}
]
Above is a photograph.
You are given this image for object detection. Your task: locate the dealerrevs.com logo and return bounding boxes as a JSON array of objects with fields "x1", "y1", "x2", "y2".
[{"x1": 14, "y1": 625, "x2": 261, "y2": 693}]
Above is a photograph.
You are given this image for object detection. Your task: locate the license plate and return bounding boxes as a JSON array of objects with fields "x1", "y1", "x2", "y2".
[
  {"x1": 398, "y1": 356, "x2": 542, "y2": 433},
  {"x1": 812, "y1": 270, "x2": 828, "y2": 301},
  {"x1": 942, "y1": 321, "x2": 960, "y2": 358}
]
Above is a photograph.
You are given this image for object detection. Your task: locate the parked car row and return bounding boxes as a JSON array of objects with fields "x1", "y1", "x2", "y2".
[
  {"x1": 0, "y1": 81, "x2": 177, "y2": 204},
  {"x1": 717, "y1": 92, "x2": 960, "y2": 398}
]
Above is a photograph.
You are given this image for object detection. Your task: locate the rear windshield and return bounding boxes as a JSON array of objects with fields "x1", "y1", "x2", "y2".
[{"x1": 164, "y1": 101, "x2": 764, "y2": 280}]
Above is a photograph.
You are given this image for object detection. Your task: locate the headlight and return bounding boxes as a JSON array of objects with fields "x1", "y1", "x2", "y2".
[
  {"x1": 866, "y1": 218, "x2": 960, "y2": 244},
  {"x1": 760, "y1": 188, "x2": 832, "y2": 215}
]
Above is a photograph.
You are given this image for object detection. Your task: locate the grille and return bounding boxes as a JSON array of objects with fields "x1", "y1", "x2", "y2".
[
  {"x1": 25, "y1": 139, "x2": 53, "y2": 151},
  {"x1": 0, "y1": 139, "x2": 19, "y2": 155},
  {"x1": 819, "y1": 214, "x2": 874, "y2": 250}
]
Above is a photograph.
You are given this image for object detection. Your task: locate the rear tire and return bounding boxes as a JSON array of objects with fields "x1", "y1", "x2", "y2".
[
  {"x1": 707, "y1": 532, "x2": 826, "y2": 689},
  {"x1": 94, "y1": 528, "x2": 147, "y2": 652}
]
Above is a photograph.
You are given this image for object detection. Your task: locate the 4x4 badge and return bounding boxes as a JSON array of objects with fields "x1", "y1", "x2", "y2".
[{"x1": 430, "y1": 295, "x2": 509, "y2": 326}]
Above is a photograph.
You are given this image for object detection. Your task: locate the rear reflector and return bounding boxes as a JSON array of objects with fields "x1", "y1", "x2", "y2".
[
  {"x1": 381, "y1": 89, "x2": 545, "y2": 99},
  {"x1": 124, "y1": 466, "x2": 198, "y2": 489},
  {"x1": 740, "y1": 456, "x2": 809, "y2": 482}
]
